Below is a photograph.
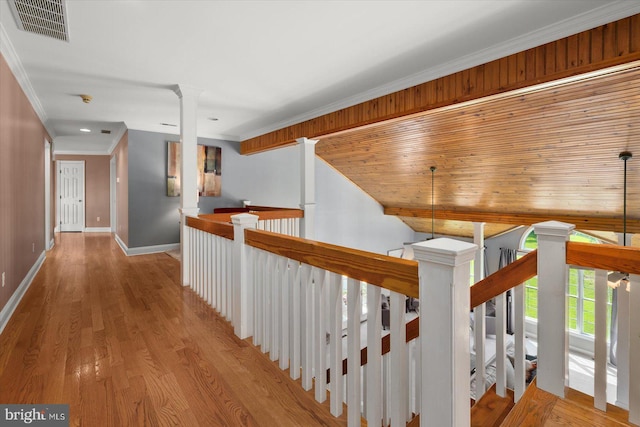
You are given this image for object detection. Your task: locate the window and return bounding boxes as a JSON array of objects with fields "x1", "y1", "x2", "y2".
[{"x1": 519, "y1": 229, "x2": 612, "y2": 337}]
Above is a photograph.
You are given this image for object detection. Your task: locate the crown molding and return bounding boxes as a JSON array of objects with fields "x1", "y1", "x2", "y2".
[
  {"x1": 0, "y1": 21, "x2": 56, "y2": 138},
  {"x1": 107, "y1": 123, "x2": 128, "y2": 155},
  {"x1": 239, "y1": 1, "x2": 640, "y2": 142}
]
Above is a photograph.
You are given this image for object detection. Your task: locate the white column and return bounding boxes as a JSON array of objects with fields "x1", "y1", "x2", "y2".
[
  {"x1": 174, "y1": 84, "x2": 202, "y2": 286},
  {"x1": 231, "y1": 213, "x2": 259, "y2": 339},
  {"x1": 533, "y1": 221, "x2": 574, "y2": 397},
  {"x1": 297, "y1": 137, "x2": 318, "y2": 239},
  {"x1": 413, "y1": 238, "x2": 477, "y2": 427}
]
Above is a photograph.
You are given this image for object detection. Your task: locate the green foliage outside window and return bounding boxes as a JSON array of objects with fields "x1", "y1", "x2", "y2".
[{"x1": 521, "y1": 229, "x2": 611, "y2": 337}]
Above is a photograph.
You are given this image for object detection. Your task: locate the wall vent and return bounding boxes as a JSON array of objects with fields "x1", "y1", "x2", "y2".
[
  {"x1": 8, "y1": 0, "x2": 70, "y2": 42},
  {"x1": 101, "y1": 130, "x2": 111, "y2": 134}
]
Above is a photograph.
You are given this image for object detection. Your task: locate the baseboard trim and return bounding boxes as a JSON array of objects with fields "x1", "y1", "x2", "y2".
[
  {"x1": 0, "y1": 251, "x2": 46, "y2": 335},
  {"x1": 114, "y1": 234, "x2": 128, "y2": 256},
  {"x1": 113, "y1": 234, "x2": 179, "y2": 256},
  {"x1": 127, "y1": 243, "x2": 180, "y2": 256},
  {"x1": 84, "y1": 227, "x2": 112, "y2": 233}
]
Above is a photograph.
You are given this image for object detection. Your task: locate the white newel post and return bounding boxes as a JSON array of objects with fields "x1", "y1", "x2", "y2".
[
  {"x1": 174, "y1": 84, "x2": 202, "y2": 286},
  {"x1": 297, "y1": 137, "x2": 318, "y2": 239},
  {"x1": 232, "y1": 213, "x2": 259, "y2": 339},
  {"x1": 532, "y1": 221, "x2": 574, "y2": 397},
  {"x1": 413, "y1": 238, "x2": 477, "y2": 427}
]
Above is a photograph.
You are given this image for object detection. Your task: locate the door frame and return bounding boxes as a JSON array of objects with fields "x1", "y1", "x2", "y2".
[
  {"x1": 44, "y1": 139, "x2": 52, "y2": 248},
  {"x1": 56, "y1": 160, "x2": 86, "y2": 232},
  {"x1": 110, "y1": 155, "x2": 117, "y2": 233}
]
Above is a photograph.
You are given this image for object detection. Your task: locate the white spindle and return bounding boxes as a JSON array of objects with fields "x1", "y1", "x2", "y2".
[
  {"x1": 629, "y1": 274, "x2": 640, "y2": 424},
  {"x1": 347, "y1": 278, "x2": 362, "y2": 426},
  {"x1": 513, "y1": 283, "x2": 526, "y2": 402},
  {"x1": 329, "y1": 273, "x2": 343, "y2": 416},
  {"x1": 390, "y1": 290, "x2": 407, "y2": 427},
  {"x1": 594, "y1": 269, "x2": 608, "y2": 411},
  {"x1": 366, "y1": 284, "x2": 382, "y2": 425},
  {"x1": 226, "y1": 238, "x2": 233, "y2": 322},
  {"x1": 473, "y1": 303, "x2": 486, "y2": 399},
  {"x1": 279, "y1": 257, "x2": 290, "y2": 370},
  {"x1": 617, "y1": 281, "x2": 630, "y2": 409},
  {"x1": 495, "y1": 292, "x2": 507, "y2": 397},
  {"x1": 263, "y1": 254, "x2": 273, "y2": 354},
  {"x1": 301, "y1": 263, "x2": 313, "y2": 391},
  {"x1": 314, "y1": 267, "x2": 327, "y2": 403},
  {"x1": 253, "y1": 249, "x2": 264, "y2": 347},
  {"x1": 215, "y1": 236, "x2": 221, "y2": 310},
  {"x1": 270, "y1": 255, "x2": 281, "y2": 362},
  {"x1": 290, "y1": 261, "x2": 301, "y2": 380}
]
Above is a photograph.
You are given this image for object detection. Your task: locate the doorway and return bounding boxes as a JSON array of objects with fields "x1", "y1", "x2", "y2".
[{"x1": 57, "y1": 160, "x2": 85, "y2": 232}]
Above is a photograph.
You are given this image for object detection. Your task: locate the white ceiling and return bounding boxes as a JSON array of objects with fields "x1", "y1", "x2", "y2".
[{"x1": 2, "y1": 0, "x2": 640, "y2": 154}]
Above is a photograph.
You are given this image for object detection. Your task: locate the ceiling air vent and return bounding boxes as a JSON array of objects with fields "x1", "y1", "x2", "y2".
[
  {"x1": 101, "y1": 130, "x2": 111, "y2": 135},
  {"x1": 8, "y1": 0, "x2": 70, "y2": 42}
]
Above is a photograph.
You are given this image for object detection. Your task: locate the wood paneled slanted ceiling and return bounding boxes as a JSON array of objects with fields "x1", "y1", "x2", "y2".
[
  {"x1": 317, "y1": 63, "x2": 640, "y2": 237},
  {"x1": 242, "y1": 14, "x2": 640, "y2": 239}
]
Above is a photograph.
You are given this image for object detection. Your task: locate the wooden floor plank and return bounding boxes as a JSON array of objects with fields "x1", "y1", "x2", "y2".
[{"x1": 0, "y1": 233, "x2": 347, "y2": 426}]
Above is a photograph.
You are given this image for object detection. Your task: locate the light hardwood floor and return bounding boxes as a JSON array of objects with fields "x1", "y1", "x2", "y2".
[{"x1": 0, "y1": 233, "x2": 347, "y2": 426}]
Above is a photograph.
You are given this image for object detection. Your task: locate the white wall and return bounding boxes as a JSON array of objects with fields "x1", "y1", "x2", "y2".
[{"x1": 315, "y1": 158, "x2": 415, "y2": 255}]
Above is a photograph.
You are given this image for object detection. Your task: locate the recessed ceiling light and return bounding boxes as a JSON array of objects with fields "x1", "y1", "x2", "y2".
[{"x1": 80, "y1": 128, "x2": 91, "y2": 132}]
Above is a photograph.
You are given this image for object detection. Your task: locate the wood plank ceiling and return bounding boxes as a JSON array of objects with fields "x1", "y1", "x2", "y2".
[
  {"x1": 316, "y1": 64, "x2": 640, "y2": 239},
  {"x1": 242, "y1": 15, "x2": 640, "y2": 240}
]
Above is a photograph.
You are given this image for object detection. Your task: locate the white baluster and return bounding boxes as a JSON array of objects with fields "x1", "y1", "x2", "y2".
[
  {"x1": 629, "y1": 274, "x2": 640, "y2": 424},
  {"x1": 366, "y1": 284, "x2": 382, "y2": 425},
  {"x1": 314, "y1": 268, "x2": 327, "y2": 403},
  {"x1": 263, "y1": 254, "x2": 273, "y2": 354},
  {"x1": 279, "y1": 257, "x2": 290, "y2": 370},
  {"x1": 347, "y1": 278, "x2": 362, "y2": 426},
  {"x1": 495, "y1": 293, "x2": 507, "y2": 397},
  {"x1": 290, "y1": 261, "x2": 301, "y2": 380},
  {"x1": 253, "y1": 249, "x2": 263, "y2": 347},
  {"x1": 473, "y1": 303, "x2": 486, "y2": 399},
  {"x1": 513, "y1": 283, "x2": 526, "y2": 402},
  {"x1": 390, "y1": 291, "x2": 407, "y2": 427},
  {"x1": 329, "y1": 273, "x2": 343, "y2": 416},
  {"x1": 270, "y1": 255, "x2": 281, "y2": 362},
  {"x1": 594, "y1": 269, "x2": 608, "y2": 411},
  {"x1": 301, "y1": 263, "x2": 313, "y2": 391}
]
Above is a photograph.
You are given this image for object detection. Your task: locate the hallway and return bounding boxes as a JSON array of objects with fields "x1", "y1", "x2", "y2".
[{"x1": 0, "y1": 233, "x2": 346, "y2": 426}]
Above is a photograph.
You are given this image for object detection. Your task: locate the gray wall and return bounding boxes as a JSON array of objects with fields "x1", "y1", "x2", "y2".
[
  {"x1": 127, "y1": 129, "x2": 415, "y2": 253},
  {"x1": 315, "y1": 158, "x2": 415, "y2": 255},
  {"x1": 126, "y1": 130, "x2": 301, "y2": 248},
  {"x1": 127, "y1": 130, "x2": 181, "y2": 248}
]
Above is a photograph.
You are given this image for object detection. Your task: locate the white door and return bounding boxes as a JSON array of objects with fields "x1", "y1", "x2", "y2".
[{"x1": 58, "y1": 160, "x2": 85, "y2": 232}]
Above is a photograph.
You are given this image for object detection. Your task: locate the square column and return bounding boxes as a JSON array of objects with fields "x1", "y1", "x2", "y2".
[
  {"x1": 174, "y1": 84, "x2": 202, "y2": 286},
  {"x1": 412, "y1": 238, "x2": 477, "y2": 427},
  {"x1": 533, "y1": 221, "x2": 574, "y2": 397},
  {"x1": 232, "y1": 213, "x2": 259, "y2": 339},
  {"x1": 297, "y1": 137, "x2": 318, "y2": 239}
]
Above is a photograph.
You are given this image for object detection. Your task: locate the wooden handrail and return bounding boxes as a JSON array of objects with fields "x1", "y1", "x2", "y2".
[
  {"x1": 245, "y1": 228, "x2": 419, "y2": 298},
  {"x1": 199, "y1": 208, "x2": 304, "y2": 224},
  {"x1": 567, "y1": 241, "x2": 640, "y2": 275},
  {"x1": 471, "y1": 250, "x2": 537, "y2": 309},
  {"x1": 186, "y1": 216, "x2": 234, "y2": 240}
]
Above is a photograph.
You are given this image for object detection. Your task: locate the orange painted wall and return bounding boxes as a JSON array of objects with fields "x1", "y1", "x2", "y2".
[
  {"x1": 0, "y1": 52, "x2": 50, "y2": 312},
  {"x1": 55, "y1": 155, "x2": 111, "y2": 228}
]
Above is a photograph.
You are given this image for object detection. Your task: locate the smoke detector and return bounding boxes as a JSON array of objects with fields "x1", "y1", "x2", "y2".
[
  {"x1": 80, "y1": 94, "x2": 92, "y2": 104},
  {"x1": 8, "y1": 0, "x2": 70, "y2": 42}
]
